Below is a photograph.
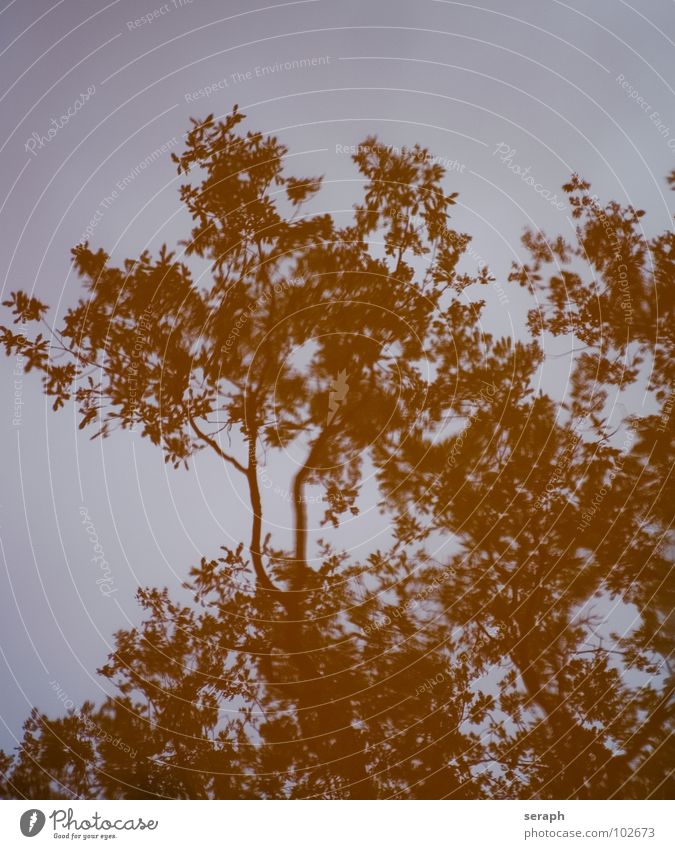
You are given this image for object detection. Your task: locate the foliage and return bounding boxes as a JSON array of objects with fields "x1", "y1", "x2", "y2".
[{"x1": 1, "y1": 114, "x2": 672, "y2": 799}]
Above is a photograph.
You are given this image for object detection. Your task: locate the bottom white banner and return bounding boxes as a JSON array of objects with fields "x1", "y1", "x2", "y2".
[{"x1": 0, "y1": 800, "x2": 672, "y2": 848}]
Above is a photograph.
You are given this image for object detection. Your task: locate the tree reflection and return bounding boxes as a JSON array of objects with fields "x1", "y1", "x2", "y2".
[{"x1": 1, "y1": 114, "x2": 672, "y2": 799}]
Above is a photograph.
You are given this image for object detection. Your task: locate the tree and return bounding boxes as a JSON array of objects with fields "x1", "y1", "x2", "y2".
[{"x1": 1, "y1": 113, "x2": 672, "y2": 799}]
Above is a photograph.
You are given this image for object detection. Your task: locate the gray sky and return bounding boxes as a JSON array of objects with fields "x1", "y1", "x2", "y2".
[{"x1": 0, "y1": 0, "x2": 673, "y2": 754}]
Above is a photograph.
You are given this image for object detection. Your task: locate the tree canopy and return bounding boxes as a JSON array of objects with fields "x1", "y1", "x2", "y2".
[{"x1": 1, "y1": 110, "x2": 672, "y2": 799}]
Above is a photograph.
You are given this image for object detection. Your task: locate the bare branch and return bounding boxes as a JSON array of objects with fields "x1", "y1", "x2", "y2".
[{"x1": 188, "y1": 414, "x2": 247, "y2": 475}]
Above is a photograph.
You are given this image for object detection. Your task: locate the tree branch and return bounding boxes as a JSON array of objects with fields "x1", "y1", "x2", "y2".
[{"x1": 188, "y1": 415, "x2": 247, "y2": 475}]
